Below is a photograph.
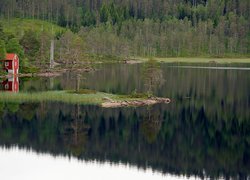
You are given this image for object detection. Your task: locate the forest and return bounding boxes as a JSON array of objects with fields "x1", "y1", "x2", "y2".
[{"x1": 0, "y1": 0, "x2": 249, "y2": 70}]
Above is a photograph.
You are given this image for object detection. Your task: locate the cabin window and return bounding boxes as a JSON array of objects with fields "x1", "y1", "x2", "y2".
[
  {"x1": 5, "y1": 61, "x2": 9, "y2": 66},
  {"x1": 5, "y1": 84, "x2": 9, "y2": 89}
]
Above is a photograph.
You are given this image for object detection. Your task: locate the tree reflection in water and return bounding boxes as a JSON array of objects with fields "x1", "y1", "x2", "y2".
[
  {"x1": 0, "y1": 63, "x2": 249, "y2": 179},
  {"x1": 140, "y1": 106, "x2": 162, "y2": 144},
  {"x1": 142, "y1": 59, "x2": 164, "y2": 96},
  {"x1": 0, "y1": 101, "x2": 249, "y2": 179},
  {"x1": 62, "y1": 104, "x2": 90, "y2": 157}
]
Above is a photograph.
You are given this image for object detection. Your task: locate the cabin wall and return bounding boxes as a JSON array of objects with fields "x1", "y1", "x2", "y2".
[
  {"x1": 4, "y1": 60, "x2": 13, "y2": 70},
  {"x1": 14, "y1": 57, "x2": 19, "y2": 74},
  {"x1": 1, "y1": 54, "x2": 19, "y2": 74}
]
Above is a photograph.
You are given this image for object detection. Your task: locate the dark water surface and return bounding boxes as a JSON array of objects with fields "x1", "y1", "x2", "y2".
[{"x1": 0, "y1": 63, "x2": 250, "y2": 179}]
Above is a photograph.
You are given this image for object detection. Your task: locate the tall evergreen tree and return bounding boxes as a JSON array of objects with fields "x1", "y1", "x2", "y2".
[{"x1": 0, "y1": 40, "x2": 6, "y2": 60}]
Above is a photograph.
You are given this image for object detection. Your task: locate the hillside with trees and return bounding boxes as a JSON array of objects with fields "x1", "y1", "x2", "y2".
[{"x1": 0, "y1": 0, "x2": 249, "y2": 68}]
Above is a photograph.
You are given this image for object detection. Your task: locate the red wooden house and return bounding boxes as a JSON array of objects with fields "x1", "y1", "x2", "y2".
[
  {"x1": 1, "y1": 77, "x2": 19, "y2": 92},
  {"x1": 0, "y1": 53, "x2": 19, "y2": 74}
]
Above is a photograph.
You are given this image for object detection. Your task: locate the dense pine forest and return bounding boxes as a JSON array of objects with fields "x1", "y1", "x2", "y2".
[{"x1": 0, "y1": 0, "x2": 250, "y2": 68}]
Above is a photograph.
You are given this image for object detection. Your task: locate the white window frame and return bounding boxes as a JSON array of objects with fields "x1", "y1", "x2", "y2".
[{"x1": 5, "y1": 84, "x2": 9, "y2": 89}]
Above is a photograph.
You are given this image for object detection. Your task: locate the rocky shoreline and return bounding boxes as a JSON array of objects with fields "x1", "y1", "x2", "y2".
[{"x1": 102, "y1": 97, "x2": 171, "y2": 108}]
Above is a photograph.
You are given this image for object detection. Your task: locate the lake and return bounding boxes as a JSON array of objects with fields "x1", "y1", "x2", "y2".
[{"x1": 0, "y1": 63, "x2": 250, "y2": 179}]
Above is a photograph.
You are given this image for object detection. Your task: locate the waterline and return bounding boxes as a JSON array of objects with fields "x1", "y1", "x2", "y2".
[
  {"x1": 0, "y1": 147, "x2": 196, "y2": 180},
  {"x1": 171, "y1": 66, "x2": 250, "y2": 71}
]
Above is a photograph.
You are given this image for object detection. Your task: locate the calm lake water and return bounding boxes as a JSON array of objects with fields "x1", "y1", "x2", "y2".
[{"x1": 0, "y1": 63, "x2": 250, "y2": 179}]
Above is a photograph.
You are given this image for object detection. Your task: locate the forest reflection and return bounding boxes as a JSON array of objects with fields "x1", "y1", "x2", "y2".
[
  {"x1": 0, "y1": 100, "x2": 249, "y2": 179},
  {"x1": 0, "y1": 63, "x2": 249, "y2": 179}
]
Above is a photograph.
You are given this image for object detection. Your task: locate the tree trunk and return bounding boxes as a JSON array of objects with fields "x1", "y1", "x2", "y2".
[{"x1": 50, "y1": 39, "x2": 54, "y2": 68}]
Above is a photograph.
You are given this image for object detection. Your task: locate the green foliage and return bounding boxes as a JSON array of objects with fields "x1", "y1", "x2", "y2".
[
  {"x1": 0, "y1": 90, "x2": 161, "y2": 105},
  {"x1": 82, "y1": 9, "x2": 96, "y2": 26},
  {"x1": 6, "y1": 38, "x2": 25, "y2": 66},
  {"x1": 0, "y1": 39, "x2": 6, "y2": 76},
  {"x1": 67, "y1": 89, "x2": 97, "y2": 94},
  {"x1": 58, "y1": 30, "x2": 86, "y2": 65},
  {"x1": 100, "y1": 5, "x2": 109, "y2": 23},
  {"x1": 20, "y1": 30, "x2": 40, "y2": 61},
  {"x1": 58, "y1": 5, "x2": 67, "y2": 27},
  {"x1": 21, "y1": 66, "x2": 39, "y2": 74},
  {"x1": 80, "y1": 16, "x2": 249, "y2": 57},
  {"x1": 0, "y1": 0, "x2": 249, "y2": 61},
  {"x1": 109, "y1": 3, "x2": 119, "y2": 25},
  {"x1": 128, "y1": 90, "x2": 148, "y2": 98},
  {"x1": 0, "y1": 0, "x2": 248, "y2": 28},
  {"x1": 38, "y1": 30, "x2": 51, "y2": 65},
  {"x1": 0, "y1": 18, "x2": 65, "y2": 38},
  {"x1": 0, "y1": 23, "x2": 7, "y2": 41},
  {"x1": 6, "y1": 38, "x2": 23, "y2": 55},
  {"x1": 0, "y1": 39, "x2": 6, "y2": 60},
  {"x1": 6, "y1": 103, "x2": 19, "y2": 113}
]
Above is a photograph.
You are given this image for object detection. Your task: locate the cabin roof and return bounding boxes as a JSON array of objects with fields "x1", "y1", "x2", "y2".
[
  {"x1": 5, "y1": 53, "x2": 16, "y2": 61},
  {"x1": 0, "y1": 53, "x2": 17, "y2": 61}
]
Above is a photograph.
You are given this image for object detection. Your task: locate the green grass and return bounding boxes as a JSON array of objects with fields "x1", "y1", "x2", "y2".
[
  {"x1": 67, "y1": 89, "x2": 97, "y2": 94},
  {"x1": 135, "y1": 57, "x2": 250, "y2": 63},
  {"x1": 0, "y1": 90, "x2": 146, "y2": 105},
  {"x1": 0, "y1": 18, "x2": 66, "y2": 37},
  {"x1": 0, "y1": 70, "x2": 7, "y2": 76}
]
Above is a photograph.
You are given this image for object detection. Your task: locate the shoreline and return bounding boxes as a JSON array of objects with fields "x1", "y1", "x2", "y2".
[
  {"x1": 1, "y1": 58, "x2": 249, "y2": 78},
  {"x1": 0, "y1": 90, "x2": 171, "y2": 108},
  {"x1": 129, "y1": 57, "x2": 250, "y2": 64},
  {"x1": 0, "y1": 66, "x2": 94, "y2": 78}
]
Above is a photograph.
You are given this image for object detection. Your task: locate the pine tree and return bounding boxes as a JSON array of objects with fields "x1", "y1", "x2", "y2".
[{"x1": 0, "y1": 40, "x2": 6, "y2": 60}]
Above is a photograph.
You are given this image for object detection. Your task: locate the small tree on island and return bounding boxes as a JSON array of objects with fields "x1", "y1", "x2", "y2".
[{"x1": 142, "y1": 58, "x2": 164, "y2": 97}]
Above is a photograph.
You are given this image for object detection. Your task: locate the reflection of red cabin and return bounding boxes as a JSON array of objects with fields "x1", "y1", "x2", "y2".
[
  {"x1": 1, "y1": 77, "x2": 19, "y2": 92},
  {"x1": 0, "y1": 53, "x2": 19, "y2": 74}
]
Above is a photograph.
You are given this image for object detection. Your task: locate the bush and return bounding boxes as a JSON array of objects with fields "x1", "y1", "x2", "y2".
[
  {"x1": 20, "y1": 66, "x2": 40, "y2": 74},
  {"x1": 67, "y1": 89, "x2": 97, "y2": 94},
  {"x1": 128, "y1": 90, "x2": 149, "y2": 98}
]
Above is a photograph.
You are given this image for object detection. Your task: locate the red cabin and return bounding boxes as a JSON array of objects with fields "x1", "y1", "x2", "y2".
[
  {"x1": 1, "y1": 77, "x2": 19, "y2": 92},
  {"x1": 0, "y1": 53, "x2": 19, "y2": 74}
]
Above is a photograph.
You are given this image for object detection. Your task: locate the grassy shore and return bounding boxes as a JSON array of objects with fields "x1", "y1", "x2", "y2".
[
  {"x1": 134, "y1": 57, "x2": 250, "y2": 64},
  {"x1": 0, "y1": 90, "x2": 147, "y2": 106}
]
